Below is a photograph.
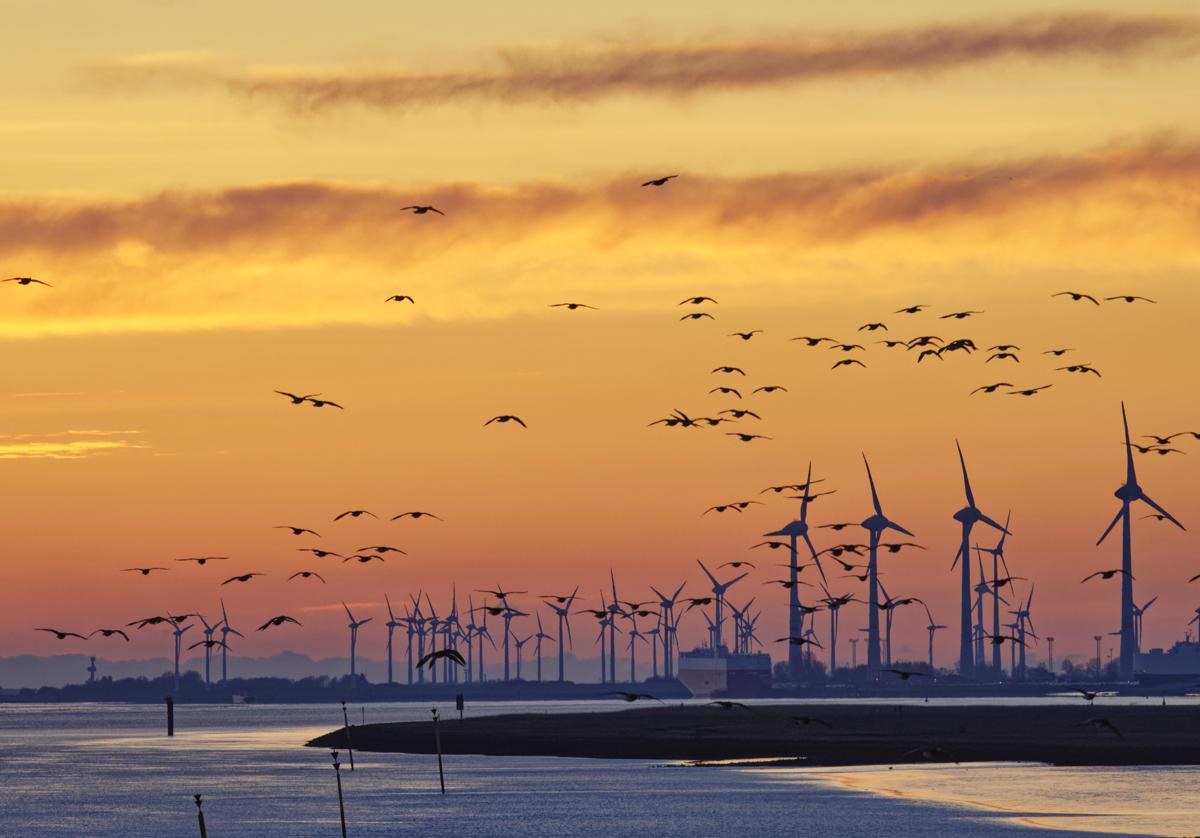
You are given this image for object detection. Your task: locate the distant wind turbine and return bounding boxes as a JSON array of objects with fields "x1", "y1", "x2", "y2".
[
  {"x1": 343, "y1": 602, "x2": 372, "y2": 679},
  {"x1": 859, "y1": 455, "x2": 912, "y2": 674},
  {"x1": 696, "y1": 560, "x2": 748, "y2": 656}
]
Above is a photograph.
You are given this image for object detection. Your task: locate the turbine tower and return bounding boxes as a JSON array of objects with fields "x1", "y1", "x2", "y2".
[
  {"x1": 384, "y1": 595, "x2": 400, "y2": 686},
  {"x1": 533, "y1": 613, "x2": 554, "y2": 683},
  {"x1": 1133, "y1": 596, "x2": 1158, "y2": 654},
  {"x1": 950, "y1": 442, "x2": 1007, "y2": 679},
  {"x1": 650, "y1": 583, "x2": 685, "y2": 679},
  {"x1": 696, "y1": 560, "x2": 748, "y2": 654},
  {"x1": 543, "y1": 588, "x2": 578, "y2": 682},
  {"x1": 923, "y1": 603, "x2": 946, "y2": 672},
  {"x1": 343, "y1": 602, "x2": 372, "y2": 679},
  {"x1": 195, "y1": 613, "x2": 221, "y2": 688},
  {"x1": 859, "y1": 455, "x2": 912, "y2": 674},
  {"x1": 168, "y1": 614, "x2": 191, "y2": 692},
  {"x1": 975, "y1": 511, "x2": 1012, "y2": 678},
  {"x1": 218, "y1": 600, "x2": 241, "y2": 684},
  {"x1": 763, "y1": 462, "x2": 828, "y2": 679},
  {"x1": 1097, "y1": 403, "x2": 1185, "y2": 678}
]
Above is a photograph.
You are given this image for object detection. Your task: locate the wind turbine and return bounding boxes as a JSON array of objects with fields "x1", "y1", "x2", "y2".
[
  {"x1": 819, "y1": 589, "x2": 856, "y2": 674},
  {"x1": 475, "y1": 604, "x2": 495, "y2": 683},
  {"x1": 513, "y1": 634, "x2": 531, "y2": 680},
  {"x1": 859, "y1": 455, "x2": 913, "y2": 674},
  {"x1": 343, "y1": 602, "x2": 372, "y2": 679},
  {"x1": 543, "y1": 587, "x2": 578, "y2": 682},
  {"x1": 384, "y1": 595, "x2": 400, "y2": 686},
  {"x1": 409, "y1": 594, "x2": 427, "y2": 684},
  {"x1": 533, "y1": 613, "x2": 554, "y2": 683},
  {"x1": 607, "y1": 572, "x2": 623, "y2": 684},
  {"x1": 1009, "y1": 585, "x2": 1038, "y2": 679},
  {"x1": 975, "y1": 511, "x2": 1013, "y2": 678},
  {"x1": 625, "y1": 618, "x2": 646, "y2": 683},
  {"x1": 168, "y1": 613, "x2": 191, "y2": 692},
  {"x1": 403, "y1": 603, "x2": 417, "y2": 685},
  {"x1": 696, "y1": 559, "x2": 748, "y2": 655},
  {"x1": 1098, "y1": 403, "x2": 1185, "y2": 678},
  {"x1": 950, "y1": 441, "x2": 1007, "y2": 679},
  {"x1": 425, "y1": 595, "x2": 441, "y2": 684},
  {"x1": 1133, "y1": 595, "x2": 1158, "y2": 654},
  {"x1": 218, "y1": 600, "x2": 241, "y2": 684},
  {"x1": 764, "y1": 462, "x2": 829, "y2": 679},
  {"x1": 195, "y1": 613, "x2": 222, "y2": 688},
  {"x1": 644, "y1": 624, "x2": 662, "y2": 678},
  {"x1": 923, "y1": 603, "x2": 946, "y2": 672},
  {"x1": 649, "y1": 582, "x2": 685, "y2": 679}
]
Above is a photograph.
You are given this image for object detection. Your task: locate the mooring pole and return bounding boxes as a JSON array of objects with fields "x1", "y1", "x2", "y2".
[
  {"x1": 166, "y1": 696, "x2": 175, "y2": 737},
  {"x1": 193, "y1": 794, "x2": 208, "y2": 838},
  {"x1": 456, "y1": 693, "x2": 464, "y2": 721},
  {"x1": 340, "y1": 701, "x2": 355, "y2": 771},
  {"x1": 331, "y1": 751, "x2": 348, "y2": 838},
  {"x1": 432, "y1": 708, "x2": 446, "y2": 795}
]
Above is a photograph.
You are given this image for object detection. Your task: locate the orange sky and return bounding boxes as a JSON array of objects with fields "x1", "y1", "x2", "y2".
[{"x1": 2, "y1": 1, "x2": 1199, "y2": 671}]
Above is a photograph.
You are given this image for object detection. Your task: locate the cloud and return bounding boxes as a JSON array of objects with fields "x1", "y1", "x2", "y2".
[
  {"x1": 80, "y1": 13, "x2": 1200, "y2": 113},
  {"x1": 0, "y1": 430, "x2": 146, "y2": 459}
]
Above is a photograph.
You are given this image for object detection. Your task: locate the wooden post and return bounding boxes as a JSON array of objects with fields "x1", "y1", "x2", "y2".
[
  {"x1": 455, "y1": 693, "x2": 464, "y2": 721},
  {"x1": 331, "y1": 751, "x2": 348, "y2": 838},
  {"x1": 432, "y1": 708, "x2": 446, "y2": 794},
  {"x1": 193, "y1": 794, "x2": 208, "y2": 838},
  {"x1": 166, "y1": 696, "x2": 175, "y2": 737},
  {"x1": 340, "y1": 701, "x2": 355, "y2": 771}
]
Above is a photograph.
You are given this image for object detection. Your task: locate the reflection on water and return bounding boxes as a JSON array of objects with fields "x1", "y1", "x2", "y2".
[{"x1": 0, "y1": 701, "x2": 1191, "y2": 837}]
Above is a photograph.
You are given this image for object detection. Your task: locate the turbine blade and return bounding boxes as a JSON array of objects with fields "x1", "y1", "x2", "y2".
[
  {"x1": 957, "y1": 440, "x2": 976, "y2": 509},
  {"x1": 886, "y1": 520, "x2": 914, "y2": 537},
  {"x1": 978, "y1": 513, "x2": 1007, "y2": 533},
  {"x1": 1122, "y1": 402, "x2": 1137, "y2": 487},
  {"x1": 697, "y1": 559, "x2": 720, "y2": 589},
  {"x1": 1139, "y1": 492, "x2": 1186, "y2": 531},
  {"x1": 863, "y1": 454, "x2": 882, "y2": 515},
  {"x1": 801, "y1": 532, "x2": 828, "y2": 585},
  {"x1": 1096, "y1": 506, "x2": 1125, "y2": 545}
]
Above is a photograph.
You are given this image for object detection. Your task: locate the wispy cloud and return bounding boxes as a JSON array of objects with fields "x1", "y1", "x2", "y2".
[
  {"x1": 81, "y1": 13, "x2": 1200, "y2": 113},
  {"x1": 0, "y1": 430, "x2": 146, "y2": 459}
]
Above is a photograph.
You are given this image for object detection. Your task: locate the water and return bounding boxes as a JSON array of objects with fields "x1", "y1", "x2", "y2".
[{"x1": 1, "y1": 701, "x2": 1196, "y2": 837}]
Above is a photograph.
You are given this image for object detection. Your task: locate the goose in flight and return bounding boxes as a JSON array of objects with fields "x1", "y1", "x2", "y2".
[
  {"x1": 680, "y1": 311, "x2": 715, "y2": 321},
  {"x1": 550, "y1": 302, "x2": 597, "y2": 310},
  {"x1": 274, "y1": 526, "x2": 320, "y2": 536},
  {"x1": 1143, "y1": 432, "x2": 1198, "y2": 444},
  {"x1": 1081, "y1": 569, "x2": 1133, "y2": 583},
  {"x1": 1043, "y1": 348, "x2": 1073, "y2": 356},
  {"x1": 476, "y1": 586, "x2": 527, "y2": 600},
  {"x1": 89, "y1": 628, "x2": 130, "y2": 641},
  {"x1": 358, "y1": 545, "x2": 407, "y2": 554},
  {"x1": 776, "y1": 635, "x2": 822, "y2": 647},
  {"x1": 876, "y1": 339, "x2": 906, "y2": 348},
  {"x1": 298, "y1": 548, "x2": 343, "y2": 558},
  {"x1": 907, "y1": 336, "x2": 942, "y2": 348},
  {"x1": 885, "y1": 668, "x2": 928, "y2": 680},
  {"x1": 729, "y1": 330, "x2": 763, "y2": 341},
  {"x1": 719, "y1": 408, "x2": 761, "y2": 420},
  {"x1": 832, "y1": 359, "x2": 866, "y2": 370},
  {"x1": 36, "y1": 628, "x2": 86, "y2": 640},
  {"x1": 720, "y1": 560, "x2": 756, "y2": 569},
  {"x1": 1052, "y1": 291, "x2": 1099, "y2": 305},
  {"x1": 641, "y1": 175, "x2": 678, "y2": 187},
  {"x1": 343, "y1": 554, "x2": 385, "y2": 564},
  {"x1": 4, "y1": 276, "x2": 52, "y2": 286},
  {"x1": 760, "y1": 480, "x2": 823, "y2": 494},
  {"x1": 1009, "y1": 385, "x2": 1052, "y2": 397},
  {"x1": 1105, "y1": 295, "x2": 1155, "y2": 304},
  {"x1": 123, "y1": 567, "x2": 167, "y2": 576},
  {"x1": 176, "y1": 556, "x2": 228, "y2": 565},
  {"x1": 401, "y1": 205, "x2": 444, "y2": 215},
  {"x1": 683, "y1": 597, "x2": 714, "y2": 610},
  {"x1": 765, "y1": 579, "x2": 813, "y2": 590},
  {"x1": 939, "y1": 310, "x2": 983, "y2": 320},
  {"x1": 335, "y1": 510, "x2": 377, "y2": 521},
  {"x1": 751, "y1": 540, "x2": 790, "y2": 550},
  {"x1": 1057, "y1": 363, "x2": 1101, "y2": 377},
  {"x1": 971, "y1": 382, "x2": 1013, "y2": 394},
  {"x1": 485, "y1": 414, "x2": 527, "y2": 427},
  {"x1": 881, "y1": 542, "x2": 925, "y2": 553},
  {"x1": 791, "y1": 336, "x2": 834, "y2": 346},
  {"x1": 711, "y1": 366, "x2": 746, "y2": 376},
  {"x1": 895, "y1": 304, "x2": 928, "y2": 314},
  {"x1": 221, "y1": 573, "x2": 264, "y2": 585},
  {"x1": 726, "y1": 432, "x2": 771, "y2": 442},
  {"x1": 274, "y1": 390, "x2": 319, "y2": 405},
  {"x1": 829, "y1": 343, "x2": 864, "y2": 352},
  {"x1": 392, "y1": 511, "x2": 443, "y2": 521},
  {"x1": 709, "y1": 386, "x2": 742, "y2": 399},
  {"x1": 385, "y1": 295, "x2": 415, "y2": 303},
  {"x1": 987, "y1": 352, "x2": 1019, "y2": 363},
  {"x1": 679, "y1": 296, "x2": 717, "y2": 305},
  {"x1": 289, "y1": 571, "x2": 326, "y2": 583},
  {"x1": 704, "y1": 502, "x2": 748, "y2": 515},
  {"x1": 710, "y1": 700, "x2": 748, "y2": 710},
  {"x1": 188, "y1": 639, "x2": 228, "y2": 651},
  {"x1": 989, "y1": 344, "x2": 1020, "y2": 352},
  {"x1": 1074, "y1": 688, "x2": 1099, "y2": 703},
  {"x1": 605, "y1": 691, "x2": 664, "y2": 702},
  {"x1": 858, "y1": 322, "x2": 887, "y2": 332},
  {"x1": 819, "y1": 522, "x2": 856, "y2": 531},
  {"x1": 915, "y1": 349, "x2": 942, "y2": 363},
  {"x1": 417, "y1": 649, "x2": 467, "y2": 669},
  {"x1": 257, "y1": 615, "x2": 302, "y2": 631},
  {"x1": 1078, "y1": 718, "x2": 1123, "y2": 739},
  {"x1": 753, "y1": 385, "x2": 787, "y2": 394},
  {"x1": 308, "y1": 398, "x2": 343, "y2": 409}
]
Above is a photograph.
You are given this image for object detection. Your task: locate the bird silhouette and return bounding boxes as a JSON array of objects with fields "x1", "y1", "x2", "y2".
[
  {"x1": 726, "y1": 432, "x2": 771, "y2": 442},
  {"x1": 916, "y1": 349, "x2": 942, "y2": 363},
  {"x1": 122, "y1": 567, "x2": 167, "y2": 576},
  {"x1": 392, "y1": 511, "x2": 444, "y2": 521},
  {"x1": 709, "y1": 386, "x2": 742, "y2": 399},
  {"x1": 1105, "y1": 295, "x2": 1155, "y2": 304},
  {"x1": 1074, "y1": 688, "x2": 1099, "y2": 703},
  {"x1": 751, "y1": 540, "x2": 790, "y2": 550},
  {"x1": 274, "y1": 526, "x2": 320, "y2": 536},
  {"x1": 710, "y1": 700, "x2": 748, "y2": 710},
  {"x1": 298, "y1": 548, "x2": 343, "y2": 558},
  {"x1": 776, "y1": 635, "x2": 822, "y2": 647},
  {"x1": 1052, "y1": 291, "x2": 1099, "y2": 305},
  {"x1": 729, "y1": 330, "x2": 763, "y2": 341},
  {"x1": 1078, "y1": 718, "x2": 1123, "y2": 739},
  {"x1": 884, "y1": 668, "x2": 928, "y2": 680},
  {"x1": 274, "y1": 390, "x2": 319, "y2": 405},
  {"x1": 720, "y1": 561, "x2": 757, "y2": 569},
  {"x1": 1058, "y1": 363, "x2": 1101, "y2": 377},
  {"x1": 221, "y1": 573, "x2": 264, "y2": 585},
  {"x1": 753, "y1": 385, "x2": 788, "y2": 394},
  {"x1": 986, "y1": 352, "x2": 1019, "y2": 363},
  {"x1": 711, "y1": 366, "x2": 746, "y2": 376},
  {"x1": 485, "y1": 415, "x2": 527, "y2": 428},
  {"x1": 1081, "y1": 569, "x2": 1133, "y2": 583},
  {"x1": 605, "y1": 691, "x2": 664, "y2": 702},
  {"x1": 1043, "y1": 348, "x2": 1073, "y2": 356},
  {"x1": 385, "y1": 295, "x2": 415, "y2": 303},
  {"x1": 719, "y1": 408, "x2": 761, "y2": 420},
  {"x1": 907, "y1": 336, "x2": 943, "y2": 348},
  {"x1": 858, "y1": 323, "x2": 888, "y2": 332},
  {"x1": 829, "y1": 343, "x2": 865, "y2": 352},
  {"x1": 940, "y1": 310, "x2": 983, "y2": 320},
  {"x1": 971, "y1": 383, "x2": 1013, "y2": 394},
  {"x1": 1009, "y1": 385, "x2": 1052, "y2": 396},
  {"x1": 36, "y1": 628, "x2": 86, "y2": 640},
  {"x1": 358, "y1": 545, "x2": 407, "y2": 554},
  {"x1": 819, "y1": 523, "x2": 857, "y2": 531},
  {"x1": 308, "y1": 398, "x2": 344, "y2": 409},
  {"x1": 895, "y1": 304, "x2": 928, "y2": 314},
  {"x1": 989, "y1": 344, "x2": 1020, "y2": 351},
  {"x1": 257, "y1": 615, "x2": 302, "y2": 631},
  {"x1": 417, "y1": 649, "x2": 467, "y2": 669},
  {"x1": 4, "y1": 276, "x2": 52, "y2": 286},
  {"x1": 289, "y1": 571, "x2": 326, "y2": 583},
  {"x1": 550, "y1": 302, "x2": 597, "y2": 310},
  {"x1": 680, "y1": 312, "x2": 715, "y2": 321},
  {"x1": 679, "y1": 296, "x2": 717, "y2": 305},
  {"x1": 343, "y1": 554, "x2": 385, "y2": 564},
  {"x1": 641, "y1": 175, "x2": 678, "y2": 187},
  {"x1": 175, "y1": 556, "x2": 228, "y2": 566},
  {"x1": 832, "y1": 359, "x2": 866, "y2": 370},
  {"x1": 188, "y1": 639, "x2": 228, "y2": 651},
  {"x1": 401, "y1": 205, "x2": 444, "y2": 215},
  {"x1": 335, "y1": 510, "x2": 377, "y2": 521},
  {"x1": 89, "y1": 628, "x2": 130, "y2": 641},
  {"x1": 791, "y1": 336, "x2": 834, "y2": 346}
]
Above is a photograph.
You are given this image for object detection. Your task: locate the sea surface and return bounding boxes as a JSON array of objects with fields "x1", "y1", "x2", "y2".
[{"x1": 1, "y1": 699, "x2": 1198, "y2": 837}]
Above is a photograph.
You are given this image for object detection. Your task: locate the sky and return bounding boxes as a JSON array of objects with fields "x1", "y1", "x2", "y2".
[{"x1": 2, "y1": 0, "x2": 1199, "y2": 673}]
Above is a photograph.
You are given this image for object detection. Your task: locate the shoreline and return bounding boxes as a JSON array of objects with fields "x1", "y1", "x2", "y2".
[{"x1": 307, "y1": 703, "x2": 1200, "y2": 766}]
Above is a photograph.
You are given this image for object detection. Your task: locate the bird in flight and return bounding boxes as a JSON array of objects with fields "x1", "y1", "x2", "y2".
[
  {"x1": 605, "y1": 690, "x2": 664, "y2": 702},
  {"x1": 751, "y1": 540, "x2": 790, "y2": 550},
  {"x1": 791, "y1": 336, "x2": 834, "y2": 346},
  {"x1": 401, "y1": 205, "x2": 444, "y2": 215},
  {"x1": 987, "y1": 352, "x2": 1019, "y2": 363},
  {"x1": 829, "y1": 343, "x2": 865, "y2": 352},
  {"x1": 884, "y1": 668, "x2": 928, "y2": 680},
  {"x1": 940, "y1": 310, "x2": 983, "y2": 320},
  {"x1": 358, "y1": 545, "x2": 407, "y2": 554},
  {"x1": 711, "y1": 366, "x2": 746, "y2": 376},
  {"x1": 753, "y1": 385, "x2": 787, "y2": 394},
  {"x1": 679, "y1": 296, "x2": 717, "y2": 305},
  {"x1": 832, "y1": 359, "x2": 866, "y2": 370},
  {"x1": 385, "y1": 295, "x2": 415, "y2": 303},
  {"x1": 257, "y1": 615, "x2": 302, "y2": 631},
  {"x1": 123, "y1": 567, "x2": 167, "y2": 576},
  {"x1": 392, "y1": 511, "x2": 443, "y2": 521},
  {"x1": 719, "y1": 408, "x2": 761, "y2": 420},
  {"x1": 720, "y1": 561, "x2": 756, "y2": 569},
  {"x1": 726, "y1": 432, "x2": 771, "y2": 442},
  {"x1": 895, "y1": 304, "x2": 927, "y2": 314},
  {"x1": 1057, "y1": 363, "x2": 1101, "y2": 377},
  {"x1": 1081, "y1": 569, "x2": 1133, "y2": 583},
  {"x1": 1105, "y1": 295, "x2": 1155, "y2": 304},
  {"x1": 1009, "y1": 385, "x2": 1052, "y2": 397},
  {"x1": 876, "y1": 340, "x2": 906, "y2": 348},
  {"x1": 308, "y1": 398, "x2": 344, "y2": 409},
  {"x1": 680, "y1": 311, "x2": 715, "y2": 321},
  {"x1": 175, "y1": 556, "x2": 228, "y2": 565},
  {"x1": 641, "y1": 175, "x2": 678, "y2": 187},
  {"x1": 1052, "y1": 291, "x2": 1099, "y2": 305},
  {"x1": 221, "y1": 573, "x2": 264, "y2": 585},
  {"x1": 915, "y1": 349, "x2": 942, "y2": 364},
  {"x1": 550, "y1": 302, "x2": 597, "y2": 311},
  {"x1": 710, "y1": 700, "x2": 748, "y2": 710},
  {"x1": 776, "y1": 636, "x2": 822, "y2": 647},
  {"x1": 298, "y1": 548, "x2": 342, "y2": 558},
  {"x1": 729, "y1": 330, "x2": 763, "y2": 341},
  {"x1": 289, "y1": 571, "x2": 326, "y2": 583},
  {"x1": 1042, "y1": 348, "x2": 1073, "y2": 356},
  {"x1": 417, "y1": 649, "x2": 467, "y2": 669},
  {"x1": 274, "y1": 526, "x2": 320, "y2": 537},
  {"x1": 971, "y1": 383, "x2": 1013, "y2": 395},
  {"x1": 89, "y1": 628, "x2": 130, "y2": 641},
  {"x1": 485, "y1": 415, "x2": 527, "y2": 428},
  {"x1": 274, "y1": 390, "x2": 319, "y2": 405},
  {"x1": 335, "y1": 510, "x2": 378, "y2": 521},
  {"x1": 819, "y1": 522, "x2": 857, "y2": 531},
  {"x1": 907, "y1": 336, "x2": 942, "y2": 348},
  {"x1": 36, "y1": 628, "x2": 86, "y2": 640},
  {"x1": 343, "y1": 554, "x2": 385, "y2": 564},
  {"x1": 4, "y1": 276, "x2": 52, "y2": 286},
  {"x1": 709, "y1": 386, "x2": 742, "y2": 399},
  {"x1": 188, "y1": 639, "x2": 228, "y2": 651},
  {"x1": 858, "y1": 322, "x2": 887, "y2": 332}
]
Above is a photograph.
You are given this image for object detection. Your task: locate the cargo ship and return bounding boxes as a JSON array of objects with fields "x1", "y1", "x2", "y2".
[
  {"x1": 675, "y1": 645, "x2": 772, "y2": 698},
  {"x1": 1136, "y1": 640, "x2": 1200, "y2": 687}
]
